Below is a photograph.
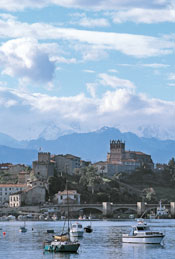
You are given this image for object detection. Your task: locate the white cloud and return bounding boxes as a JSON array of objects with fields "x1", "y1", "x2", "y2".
[
  {"x1": 86, "y1": 82, "x2": 98, "y2": 98},
  {"x1": 0, "y1": 16, "x2": 173, "y2": 58},
  {"x1": 98, "y1": 73, "x2": 135, "y2": 90},
  {"x1": 0, "y1": 0, "x2": 172, "y2": 11},
  {"x1": 168, "y1": 73, "x2": 175, "y2": 80},
  {"x1": 141, "y1": 63, "x2": 169, "y2": 68},
  {"x1": 71, "y1": 14, "x2": 110, "y2": 27},
  {"x1": 52, "y1": 0, "x2": 172, "y2": 11},
  {"x1": 168, "y1": 83, "x2": 175, "y2": 86},
  {"x1": 112, "y1": 7, "x2": 175, "y2": 24},
  {"x1": 83, "y1": 69, "x2": 95, "y2": 73},
  {"x1": 108, "y1": 69, "x2": 118, "y2": 73},
  {"x1": 0, "y1": 38, "x2": 55, "y2": 83},
  {"x1": 0, "y1": 86, "x2": 174, "y2": 140}
]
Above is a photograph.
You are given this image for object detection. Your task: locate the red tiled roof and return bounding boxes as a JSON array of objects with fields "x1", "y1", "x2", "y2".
[{"x1": 0, "y1": 184, "x2": 27, "y2": 187}]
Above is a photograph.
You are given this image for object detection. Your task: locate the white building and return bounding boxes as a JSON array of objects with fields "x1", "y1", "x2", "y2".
[
  {"x1": 9, "y1": 186, "x2": 46, "y2": 207},
  {"x1": 0, "y1": 184, "x2": 27, "y2": 205},
  {"x1": 57, "y1": 190, "x2": 80, "y2": 204}
]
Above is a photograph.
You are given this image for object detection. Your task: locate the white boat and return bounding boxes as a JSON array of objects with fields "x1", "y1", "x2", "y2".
[
  {"x1": 122, "y1": 219, "x2": 165, "y2": 244},
  {"x1": 70, "y1": 222, "x2": 84, "y2": 237},
  {"x1": 156, "y1": 200, "x2": 169, "y2": 218}
]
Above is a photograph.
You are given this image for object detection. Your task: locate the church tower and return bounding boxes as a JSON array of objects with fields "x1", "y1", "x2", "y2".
[{"x1": 107, "y1": 140, "x2": 125, "y2": 164}]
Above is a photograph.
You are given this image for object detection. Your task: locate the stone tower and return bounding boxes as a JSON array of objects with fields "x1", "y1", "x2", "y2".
[{"x1": 107, "y1": 140, "x2": 125, "y2": 164}]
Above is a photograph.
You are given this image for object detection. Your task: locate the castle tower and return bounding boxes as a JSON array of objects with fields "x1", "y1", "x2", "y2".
[{"x1": 107, "y1": 140, "x2": 125, "y2": 164}]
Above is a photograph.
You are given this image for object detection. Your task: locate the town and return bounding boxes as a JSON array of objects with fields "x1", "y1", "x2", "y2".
[{"x1": 0, "y1": 139, "x2": 175, "y2": 220}]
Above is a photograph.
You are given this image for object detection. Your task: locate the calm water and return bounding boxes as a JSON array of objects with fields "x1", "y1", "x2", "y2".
[{"x1": 0, "y1": 219, "x2": 175, "y2": 259}]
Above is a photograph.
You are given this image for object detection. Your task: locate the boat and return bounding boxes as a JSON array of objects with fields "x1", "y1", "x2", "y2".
[
  {"x1": 122, "y1": 219, "x2": 165, "y2": 244},
  {"x1": 70, "y1": 222, "x2": 84, "y2": 237},
  {"x1": 44, "y1": 180, "x2": 80, "y2": 253},
  {"x1": 156, "y1": 200, "x2": 169, "y2": 218},
  {"x1": 19, "y1": 222, "x2": 27, "y2": 233},
  {"x1": 84, "y1": 225, "x2": 93, "y2": 233},
  {"x1": 44, "y1": 239, "x2": 80, "y2": 253},
  {"x1": 84, "y1": 214, "x2": 93, "y2": 233}
]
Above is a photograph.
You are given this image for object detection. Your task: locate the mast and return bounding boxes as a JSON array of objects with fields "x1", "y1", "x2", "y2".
[
  {"x1": 65, "y1": 164, "x2": 70, "y2": 234},
  {"x1": 66, "y1": 179, "x2": 70, "y2": 233}
]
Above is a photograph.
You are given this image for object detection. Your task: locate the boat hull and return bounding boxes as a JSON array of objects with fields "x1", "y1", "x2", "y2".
[
  {"x1": 70, "y1": 231, "x2": 84, "y2": 237},
  {"x1": 122, "y1": 235, "x2": 164, "y2": 244},
  {"x1": 44, "y1": 242, "x2": 80, "y2": 253}
]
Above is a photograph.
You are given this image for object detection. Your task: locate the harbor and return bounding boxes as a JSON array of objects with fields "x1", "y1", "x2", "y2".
[{"x1": 0, "y1": 219, "x2": 175, "y2": 258}]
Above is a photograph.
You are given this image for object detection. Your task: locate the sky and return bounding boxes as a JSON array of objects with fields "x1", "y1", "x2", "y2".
[{"x1": 0, "y1": 0, "x2": 175, "y2": 140}]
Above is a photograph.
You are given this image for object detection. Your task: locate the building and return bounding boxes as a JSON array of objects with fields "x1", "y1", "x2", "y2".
[
  {"x1": 52, "y1": 154, "x2": 81, "y2": 175},
  {"x1": 107, "y1": 140, "x2": 154, "y2": 170},
  {"x1": 57, "y1": 190, "x2": 80, "y2": 204},
  {"x1": 94, "y1": 140, "x2": 154, "y2": 176},
  {"x1": 9, "y1": 185, "x2": 46, "y2": 207},
  {"x1": 0, "y1": 163, "x2": 12, "y2": 173},
  {"x1": 18, "y1": 171, "x2": 31, "y2": 184},
  {"x1": 33, "y1": 152, "x2": 55, "y2": 180},
  {"x1": 0, "y1": 184, "x2": 27, "y2": 205}
]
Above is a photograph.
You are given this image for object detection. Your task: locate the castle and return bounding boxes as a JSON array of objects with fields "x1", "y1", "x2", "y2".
[{"x1": 94, "y1": 140, "x2": 154, "y2": 176}]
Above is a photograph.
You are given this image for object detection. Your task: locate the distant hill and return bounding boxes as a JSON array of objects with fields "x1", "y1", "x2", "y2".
[
  {"x1": 0, "y1": 127, "x2": 175, "y2": 164},
  {"x1": 0, "y1": 145, "x2": 38, "y2": 165}
]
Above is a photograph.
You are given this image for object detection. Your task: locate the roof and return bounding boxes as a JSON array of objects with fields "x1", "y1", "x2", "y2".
[
  {"x1": 18, "y1": 171, "x2": 30, "y2": 175},
  {"x1": 64, "y1": 154, "x2": 80, "y2": 159},
  {"x1": 0, "y1": 184, "x2": 27, "y2": 187},
  {"x1": 9, "y1": 185, "x2": 45, "y2": 196},
  {"x1": 93, "y1": 161, "x2": 107, "y2": 165},
  {"x1": 125, "y1": 151, "x2": 148, "y2": 156}
]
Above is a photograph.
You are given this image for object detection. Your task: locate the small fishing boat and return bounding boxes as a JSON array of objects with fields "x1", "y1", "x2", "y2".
[
  {"x1": 84, "y1": 225, "x2": 93, "y2": 233},
  {"x1": 19, "y1": 222, "x2": 27, "y2": 233},
  {"x1": 122, "y1": 219, "x2": 165, "y2": 244},
  {"x1": 70, "y1": 222, "x2": 84, "y2": 237}
]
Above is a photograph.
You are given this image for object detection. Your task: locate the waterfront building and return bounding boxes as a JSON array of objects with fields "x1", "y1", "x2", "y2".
[
  {"x1": 9, "y1": 185, "x2": 46, "y2": 207},
  {"x1": 0, "y1": 184, "x2": 27, "y2": 205},
  {"x1": 57, "y1": 190, "x2": 80, "y2": 204}
]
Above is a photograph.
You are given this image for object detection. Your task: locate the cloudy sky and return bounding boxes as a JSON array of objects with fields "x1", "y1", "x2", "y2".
[{"x1": 0, "y1": 0, "x2": 175, "y2": 140}]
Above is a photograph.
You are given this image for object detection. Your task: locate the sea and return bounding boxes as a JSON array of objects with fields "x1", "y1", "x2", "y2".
[{"x1": 0, "y1": 219, "x2": 175, "y2": 259}]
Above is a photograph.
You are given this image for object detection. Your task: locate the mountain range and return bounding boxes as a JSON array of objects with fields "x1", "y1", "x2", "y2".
[{"x1": 0, "y1": 127, "x2": 175, "y2": 165}]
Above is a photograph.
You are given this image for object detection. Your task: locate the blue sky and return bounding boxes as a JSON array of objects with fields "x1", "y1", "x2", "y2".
[{"x1": 0, "y1": 0, "x2": 175, "y2": 140}]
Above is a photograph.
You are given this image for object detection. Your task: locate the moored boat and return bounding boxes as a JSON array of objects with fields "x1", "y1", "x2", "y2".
[
  {"x1": 70, "y1": 222, "x2": 84, "y2": 237},
  {"x1": 84, "y1": 225, "x2": 93, "y2": 233},
  {"x1": 19, "y1": 222, "x2": 27, "y2": 233},
  {"x1": 122, "y1": 219, "x2": 165, "y2": 244},
  {"x1": 44, "y1": 240, "x2": 80, "y2": 253},
  {"x1": 43, "y1": 179, "x2": 80, "y2": 253}
]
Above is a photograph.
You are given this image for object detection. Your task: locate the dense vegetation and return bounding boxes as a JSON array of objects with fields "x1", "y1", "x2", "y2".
[{"x1": 48, "y1": 158, "x2": 175, "y2": 204}]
